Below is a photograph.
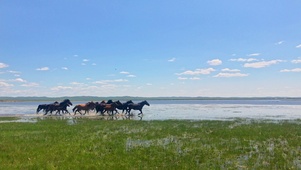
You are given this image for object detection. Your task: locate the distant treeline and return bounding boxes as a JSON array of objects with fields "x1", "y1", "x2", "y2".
[{"x1": 1, "y1": 96, "x2": 301, "y2": 102}]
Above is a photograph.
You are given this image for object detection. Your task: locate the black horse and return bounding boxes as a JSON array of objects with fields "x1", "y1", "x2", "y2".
[
  {"x1": 116, "y1": 100, "x2": 134, "y2": 114},
  {"x1": 44, "y1": 99, "x2": 73, "y2": 115},
  {"x1": 36, "y1": 101, "x2": 59, "y2": 114},
  {"x1": 127, "y1": 100, "x2": 150, "y2": 115}
]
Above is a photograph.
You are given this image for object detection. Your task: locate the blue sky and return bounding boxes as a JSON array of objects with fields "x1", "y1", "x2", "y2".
[{"x1": 1, "y1": 0, "x2": 301, "y2": 97}]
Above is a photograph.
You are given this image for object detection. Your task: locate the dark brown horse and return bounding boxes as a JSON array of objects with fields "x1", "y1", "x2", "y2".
[
  {"x1": 127, "y1": 100, "x2": 150, "y2": 115},
  {"x1": 96, "y1": 100, "x2": 122, "y2": 116},
  {"x1": 73, "y1": 101, "x2": 96, "y2": 115},
  {"x1": 104, "y1": 100, "x2": 122, "y2": 115}
]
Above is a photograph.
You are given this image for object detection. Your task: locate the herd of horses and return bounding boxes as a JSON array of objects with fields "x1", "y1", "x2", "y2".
[{"x1": 36, "y1": 99, "x2": 150, "y2": 116}]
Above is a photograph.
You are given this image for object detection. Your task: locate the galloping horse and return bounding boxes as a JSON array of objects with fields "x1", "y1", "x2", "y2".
[
  {"x1": 104, "y1": 100, "x2": 122, "y2": 115},
  {"x1": 116, "y1": 100, "x2": 134, "y2": 113},
  {"x1": 127, "y1": 100, "x2": 150, "y2": 115},
  {"x1": 44, "y1": 99, "x2": 73, "y2": 115},
  {"x1": 96, "y1": 100, "x2": 122, "y2": 115},
  {"x1": 73, "y1": 101, "x2": 96, "y2": 115},
  {"x1": 36, "y1": 101, "x2": 59, "y2": 114}
]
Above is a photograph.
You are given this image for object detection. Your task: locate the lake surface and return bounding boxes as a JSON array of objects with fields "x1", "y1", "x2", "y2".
[{"x1": 1, "y1": 99, "x2": 301, "y2": 120}]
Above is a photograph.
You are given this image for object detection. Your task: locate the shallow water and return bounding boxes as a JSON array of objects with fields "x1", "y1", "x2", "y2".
[{"x1": 0, "y1": 100, "x2": 301, "y2": 120}]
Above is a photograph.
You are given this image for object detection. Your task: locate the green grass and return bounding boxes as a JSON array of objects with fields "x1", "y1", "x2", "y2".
[
  {"x1": 0, "y1": 117, "x2": 20, "y2": 121},
  {"x1": 0, "y1": 118, "x2": 301, "y2": 169}
]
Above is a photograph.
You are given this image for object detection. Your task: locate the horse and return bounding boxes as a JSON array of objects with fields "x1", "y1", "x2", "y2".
[
  {"x1": 103, "y1": 100, "x2": 123, "y2": 115},
  {"x1": 73, "y1": 101, "x2": 96, "y2": 115},
  {"x1": 116, "y1": 100, "x2": 134, "y2": 114},
  {"x1": 96, "y1": 100, "x2": 122, "y2": 116},
  {"x1": 127, "y1": 100, "x2": 150, "y2": 115},
  {"x1": 44, "y1": 99, "x2": 73, "y2": 115},
  {"x1": 36, "y1": 101, "x2": 59, "y2": 114},
  {"x1": 95, "y1": 101, "x2": 106, "y2": 115}
]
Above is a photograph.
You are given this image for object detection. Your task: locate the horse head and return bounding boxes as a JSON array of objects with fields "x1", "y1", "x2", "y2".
[
  {"x1": 62, "y1": 99, "x2": 73, "y2": 107},
  {"x1": 126, "y1": 100, "x2": 134, "y2": 104},
  {"x1": 115, "y1": 100, "x2": 123, "y2": 106},
  {"x1": 142, "y1": 100, "x2": 150, "y2": 106}
]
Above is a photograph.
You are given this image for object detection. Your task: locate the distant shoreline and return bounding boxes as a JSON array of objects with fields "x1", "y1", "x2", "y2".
[{"x1": 1, "y1": 96, "x2": 301, "y2": 102}]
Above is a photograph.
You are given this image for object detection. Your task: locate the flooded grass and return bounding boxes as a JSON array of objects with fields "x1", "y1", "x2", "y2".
[
  {"x1": 0, "y1": 117, "x2": 20, "y2": 121},
  {"x1": 0, "y1": 118, "x2": 301, "y2": 169}
]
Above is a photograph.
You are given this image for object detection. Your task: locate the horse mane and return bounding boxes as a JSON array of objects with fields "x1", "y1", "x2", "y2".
[
  {"x1": 138, "y1": 100, "x2": 146, "y2": 104},
  {"x1": 62, "y1": 99, "x2": 70, "y2": 103}
]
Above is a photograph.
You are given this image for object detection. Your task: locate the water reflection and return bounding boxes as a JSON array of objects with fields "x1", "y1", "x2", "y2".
[
  {"x1": 22, "y1": 114, "x2": 144, "y2": 124},
  {"x1": 1, "y1": 100, "x2": 301, "y2": 120}
]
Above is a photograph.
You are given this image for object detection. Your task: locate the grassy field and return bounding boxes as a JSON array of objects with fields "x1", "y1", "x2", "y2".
[{"x1": 1, "y1": 117, "x2": 301, "y2": 169}]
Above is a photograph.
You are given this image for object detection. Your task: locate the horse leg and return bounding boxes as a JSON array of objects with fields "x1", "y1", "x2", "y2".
[
  {"x1": 66, "y1": 110, "x2": 70, "y2": 115},
  {"x1": 101, "y1": 110, "x2": 105, "y2": 116},
  {"x1": 138, "y1": 109, "x2": 143, "y2": 115},
  {"x1": 44, "y1": 108, "x2": 50, "y2": 115},
  {"x1": 74, "y1": 109, "x2": 78, "y2": 116},
  {"x1": 127, "y1": 109, "x2": 131, "y2": 115},
  {"x1": 114, "y1": 109, "x2": 119, "y2": 115},
  {"x1": 57, "y1": 110, "x2": 62, "y2": 116}
]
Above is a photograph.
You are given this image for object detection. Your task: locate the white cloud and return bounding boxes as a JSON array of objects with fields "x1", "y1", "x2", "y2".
[
  {"x1": 127, "y1": 74, "x2": 136, "y2": 78},
  {"x1": 83, "y1": 59, "x2": 89, "y2": 62},
  {"x1": 168, "y1": 58, "x2": 176, "y2": 62},
  {"x1": 244, "y1": 60, "x2": 283, "y2": 68},
  {"x1": 190, "y1": 77, "x2": 200, "y2": 80},
  {"x1": 114, "y1": 79, "x2": 128, "y2": 82},
  {"x1": 61, "y1": 67, "x2": 68, "y2": 70},
  {"x1": 51, "y1": 86, "x2": 73, "y2": 91},
  {"x1": 291, "y1": 58, "x2": 301, "y2": 64},
  {"x1": 178, "y1": 77, "x2": 188, "y2": 80},
  {"x1": 120, "y1": 71, "x2": 130, "y2": 74},
  {"x1": 36, "y1": 67, "x2": 49, "y2": 71},
  {"x1": 0, "y1": 81, "x2": 13, "y2": 87},
  {"x1": 178, "y1": 77, "x2": 200, "y2": 80},
  {"x1": 280, "y1": 68, "x2": 301, "y2": 72},
  {"x1": 8, "y1": 70, "x2": 21, "y2": 74},
  {"x1": 296, "y1": 44, "x2": 301, "y2": 48},
  {"x1": 221, "y1": 68, "x2": 240, "y2": 72},
  {"x1": 213, "y1": 72, "x2": 249, "y2": 78},
  {"x1": 207, "y1": 59, "x2": 222, "y2": 66},
  {"x1": 94, "y1": 79, "x2": 128, "y2": 84},
  {"x1": 70, "y1": 82, "x2": 85, "y2": 85},
  {"x1": 177, "y1": 68, "x2": 215, "y2": 76},
  {"x1": 275, "y1": 41, "x2": 284, "y2": 45},
  {"x1": 247, "y1": 53, "x2": 261, "y2": 57},
  {"x1": 21, "y1": 82, "x2": 39, "y2": 87},
  {"x1": 230, "y1": 58, "x2": 258, "y2": 62},
  {"x1": 0, "y1": 63, "x2": 9, "y2": 69},
  {"x1": 146, "y1": 83, "x2": 152, "y2": 86},
  {"x1": 14, "y1": 78, "x2": 27, "y2": 83}
]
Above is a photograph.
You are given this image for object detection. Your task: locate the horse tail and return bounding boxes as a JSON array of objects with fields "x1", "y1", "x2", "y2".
[
  {"x1": 36, "y1": 105, "x2": 41, "y2": 114},
  {"x1": 72, "y1": 106, "x2": 77, "y2": 112}
]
